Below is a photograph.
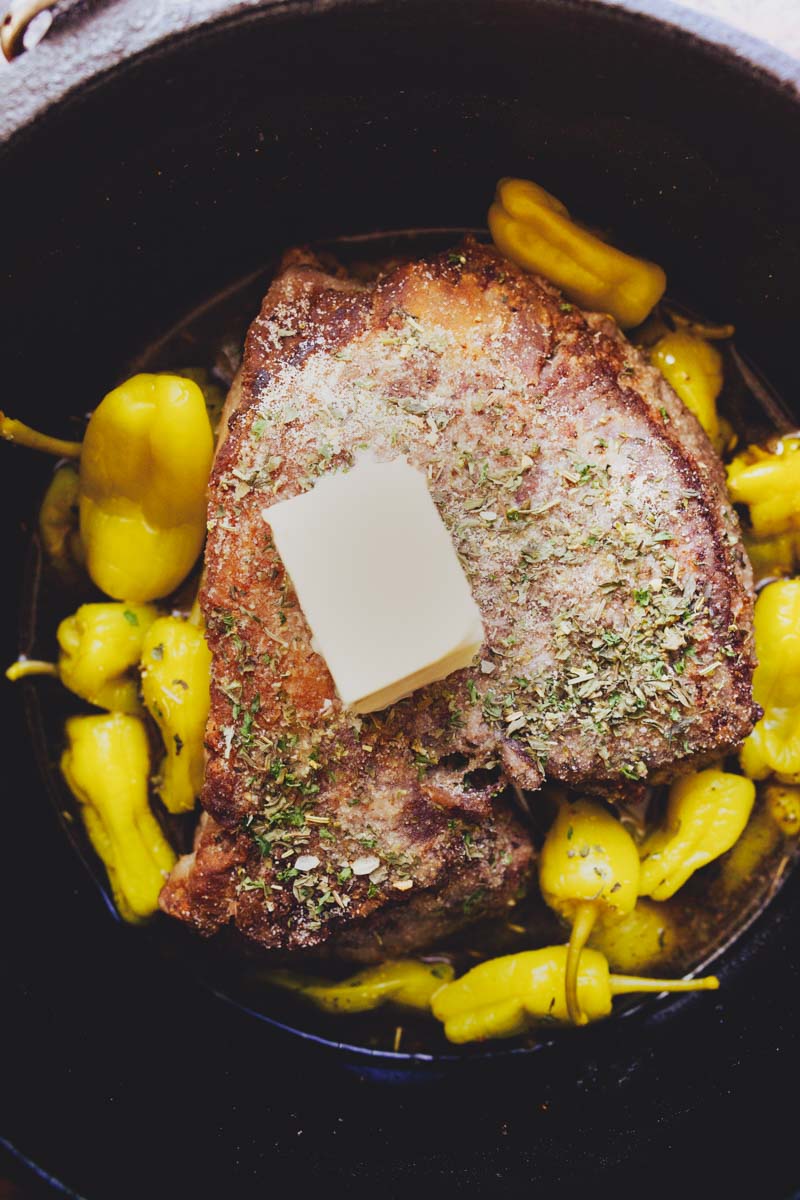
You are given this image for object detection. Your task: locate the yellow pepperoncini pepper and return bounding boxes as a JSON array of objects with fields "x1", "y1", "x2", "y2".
[
  {"x1": 6, "y1": 601, "x2": 160, "y2": 712},
  {"x1": 140, "y1": 615, "x2": 211, "y2": 813},
  {"x1": 715, "y1": 803, "x2": 781, "y2": 897},
  {"x1": 59, "y1": 602, "x2": 160, "y2": 711},
  {"x1": 741, "y1": 711, "x2": 800, "y2": 783},
  {"x1": 431, "y1": 946, "x2": 718, "y2": 1043},
  {"x1": 80, "y1": 374, "x2": 213, "y2": 602},
  {"x1": 743, "y1": 531, "x2": 800, "y2": 584},
  {"x1": 588, "y1": 899, "x2": 678, "y2": 974},
  {"x1": 38, "y1": 464, "x2": 85, "y2": 579},
  {"x1": 764, "y1": 783, "x2": 800, "y2": 837},
  {"x1": 1, "y1": 374, "x2": 213, "y2": 603},
  {"x1": 739, "y1": 580, "x2": 800, "y2": 783},
  {"x1": 539, "y1": 798, "x2": 640, "y2": 1024},
  {"x1": 170, "y1": 367, "x2": 226, "y2": 434},
  {"x1": 638, "y1": 768, "x2": 755, "y2": 900},
  {"x1": 488, "y1": 177, "x2": 666, "y2": 329},
  {"x1": 265, "y1": 960, "x2": 455, "y2": 1014},
  {"x1": 60, "y1": 713, "x2": 176, "y2": 922},
  {"x1": 727, "y1": 435, "x2": 800, "y2": 540},
  {"x1": 650, "y1": 329, "x2": 724, "y2": 449}
]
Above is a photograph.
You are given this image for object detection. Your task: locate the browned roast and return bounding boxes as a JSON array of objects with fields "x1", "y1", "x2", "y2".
[{"x1": 160, "y1": 238, "x2": 757, "y2": 959}]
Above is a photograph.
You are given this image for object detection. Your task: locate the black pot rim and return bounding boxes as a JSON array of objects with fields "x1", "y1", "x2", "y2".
[{"x1": 1, "y1": 0, "x2": 798, "y2": 148}]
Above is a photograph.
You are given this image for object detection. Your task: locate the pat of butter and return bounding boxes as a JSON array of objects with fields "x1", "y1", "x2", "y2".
[{"x1": 264, "y1": 456, "x2": 484, "y2": 713}]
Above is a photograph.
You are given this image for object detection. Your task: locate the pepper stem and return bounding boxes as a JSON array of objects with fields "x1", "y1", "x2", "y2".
[
  {"x1": 5, "y1": 659, "x2": 59, "y2": 682},
  {"x1": 0, "y1": 412, "x2": 82, "y2": 459},
  {"x1": 188, "y1": 597, "x2": 204, "y2": 628},
  {"x1": 566, "y1": 901, "x2": 598, "y2": 1026},
  {"x1": 667, "y1": 310, "x2": 735, "y2": 341},
  {"x1": 609, "y1": 973, "x2": 719, "y2": 996}
]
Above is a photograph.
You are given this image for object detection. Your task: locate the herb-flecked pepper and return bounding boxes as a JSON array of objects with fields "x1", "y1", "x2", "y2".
[
  {"x1": 650, "y1": 329, "x2": 724, "y2": 449},
  {"x1": 79, "y1": 374, "x2": 213, "y2": 602},
  {"x1": 588, "y1": 899, "x2": 678, "y2": 974},
  {"x1": 60, "y1": 713, "x2": 176, "y2": 922},
  {"x1": 727, "y1": 435, "x2": 800, "y2": 539},
  {"x1": 266, "y1": 960, "x2": 455, "y2": 1014},
  {"x1": 140, "y1": 614, "x2": 211, "y2": 813},
  {"x1": 6, "y1": 602, "x2": 160, "y2": 712},
  {"x1": 539, "y1": 799, "x2": 640, "y2": 1024},
  {"x1": 59, "y1": 602, "x2": 160, "y2": 711},
  {"x1": 639, "y1": 768, "x2": 755, "y2": 900},
  {"x1": 431, "y1": 946, "x2": 718, "y2": 1043},
  {"x1": 739, "y1": 580, "x2": 800, "y2": 783},
  {"x1": 488, "y1": 177, "x2": 666, "y2": 329}
]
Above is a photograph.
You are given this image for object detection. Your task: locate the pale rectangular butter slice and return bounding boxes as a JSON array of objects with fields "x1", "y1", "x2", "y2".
[{"x1": 264, "y1": 456, "x2": 484, "y2": 713}]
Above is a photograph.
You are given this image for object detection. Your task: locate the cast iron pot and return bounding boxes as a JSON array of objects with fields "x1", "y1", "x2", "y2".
[{"x1": 1, "y1": 1, "x2": 799, "y2": 1195}]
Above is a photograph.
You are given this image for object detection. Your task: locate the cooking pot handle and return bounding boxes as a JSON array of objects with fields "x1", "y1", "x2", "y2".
[{"x1": 2, "y1": 0, "x2": 65, "y2": 61}]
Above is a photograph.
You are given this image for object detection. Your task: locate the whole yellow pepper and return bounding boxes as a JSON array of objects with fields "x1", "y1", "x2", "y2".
[
  {"x1": 265, "y1": 960, "x2": 455, "y2": 1014},
  {"x1": 739, "y1": 580, "x2": 800, "y2": 782},
  {"x1": 80, "y1": 374, "x2": 213, "y2": 602},
  {"x1": 38, "y1": 464, "x2": 85, "y2": 579},
  {"x1": 60, "y1": 713, "x2": 176, "y2": 922},
  {"x1": 1, "y1": 375, "x2": 213, "y2": 603},
  {"x1": 140, "y1": 615, "x2": 211, "y2": 813},
  {"x1": 639, "y1": 768, "x2": 755, "y2": 900},
  {"x1": 588, "y1": 899, "x2": 678, "y2": 974},
  {"x1": 6, "y1": 601, "x2": 160, "y2": 712},
  {"x1": 488, "y1": 177, "x2": 666, "y2": 329},
  {"x1": 431, "y1": 946, "x2": 718, "y2": 1043},
  {"x1": 539, "y1": 799, "x2": 640, "y2": 1024},
  {"x1": 650, "y1": 329, "x2": 724, "y2": 448},
  {"x1": 764, "y1": 783, "x2": 800, "y2": 837},
  {"x1": 727, "y1": 436, "x2": 800, "y2": 539}
]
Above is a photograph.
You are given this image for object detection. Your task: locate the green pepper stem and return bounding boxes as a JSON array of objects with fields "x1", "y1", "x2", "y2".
[
  {"x1": 566, "y1": 901, "x2": 598, "y2": 1026},
  {"x1": 0, "y1": 413, "x2": 82, "y2": 459},
  {"x1": 5, "y1": 659, "x2": 59, "y2": 682},
  {"x1": 609, "y1": 973, "x2": 719, "y2": 996}
]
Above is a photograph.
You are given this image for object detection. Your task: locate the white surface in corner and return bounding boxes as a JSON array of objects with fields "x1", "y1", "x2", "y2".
[{"x1": 673, "y1": 0, "x2": 800, "y2": 60}]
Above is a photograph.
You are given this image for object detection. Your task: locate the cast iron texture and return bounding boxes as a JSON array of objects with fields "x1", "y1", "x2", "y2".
[{"x1": 1, "y1": 1, "x2": 799, "y2": 1194}]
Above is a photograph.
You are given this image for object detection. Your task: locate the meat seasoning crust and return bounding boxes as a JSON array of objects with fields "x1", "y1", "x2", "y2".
[{"x1": 160, "y1": 239, "x2": 758, "y2": 959}]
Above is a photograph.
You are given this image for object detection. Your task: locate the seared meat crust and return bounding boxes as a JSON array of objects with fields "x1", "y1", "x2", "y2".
[{"x1": 160, "y1": 239, "x2": 757, "y2": 957}]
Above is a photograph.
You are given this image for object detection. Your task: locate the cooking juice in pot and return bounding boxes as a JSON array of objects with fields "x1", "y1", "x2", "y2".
[{"x1": 18, "y1": 229, "x2": 800, "y2": 1056}]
